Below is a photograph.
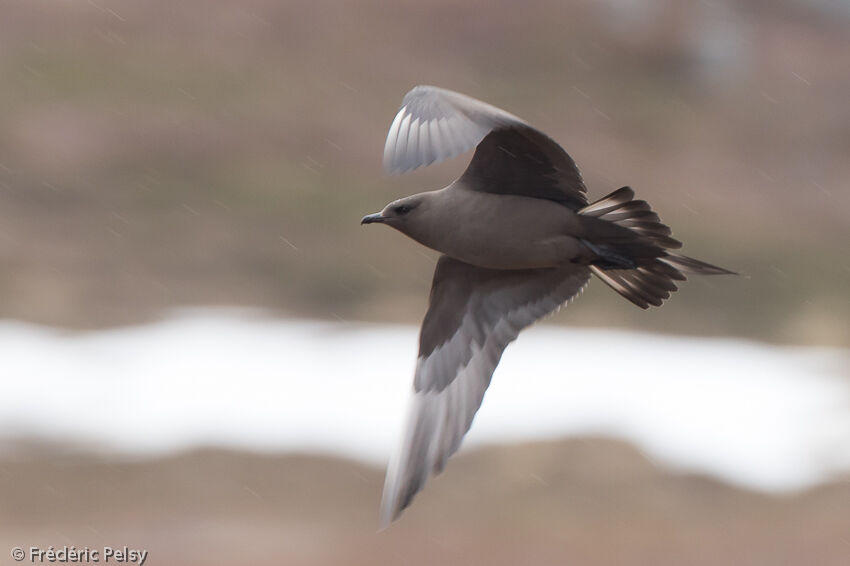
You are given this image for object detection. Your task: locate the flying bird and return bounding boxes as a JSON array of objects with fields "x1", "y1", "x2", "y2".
[{"x1": 362, "y1": 85, "x2": 734, "y2": 526}]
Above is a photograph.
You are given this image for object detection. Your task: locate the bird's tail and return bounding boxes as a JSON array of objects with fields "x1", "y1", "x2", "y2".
[{"x1": 578, "y1": 186, "x2": 735, "y2": 309}]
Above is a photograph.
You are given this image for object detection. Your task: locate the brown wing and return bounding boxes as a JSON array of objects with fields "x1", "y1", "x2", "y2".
[
  {"x1": 459, "y1": 126, "x2": 587, "y2": 209},
  {"x1": 380, "y1": 255, "x2": 591, "y2": 526},
  {"x1": 383, "y1": 85, "x2": 587, "y2": 209}
]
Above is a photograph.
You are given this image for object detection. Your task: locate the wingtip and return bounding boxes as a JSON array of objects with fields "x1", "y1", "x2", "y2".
[
  {"x1": 378, "y1": 489, "x2": 404, "y2": 530},
  {"x1": 378, "y1": 444, "x2": 407, "y2": 529},
  {"x1": 376, "y1": 515, "x2": 391, "y2": 532},
  {"x1": 377, "y1": 510, "x2": 396, "y2": 532}
]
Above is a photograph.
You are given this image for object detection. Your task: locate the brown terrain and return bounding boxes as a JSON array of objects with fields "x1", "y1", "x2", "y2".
[
  {"x1": 2, "y1": 439, "x2": 850, "y2": 566},
  {"x1": 0, "y1": 0, "x2": 848, "y2": 344}
]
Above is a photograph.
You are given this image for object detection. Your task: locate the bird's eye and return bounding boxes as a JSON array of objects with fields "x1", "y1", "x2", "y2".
[{"x1": 395, "y1": 205, "x2": 412, "y2": 215}]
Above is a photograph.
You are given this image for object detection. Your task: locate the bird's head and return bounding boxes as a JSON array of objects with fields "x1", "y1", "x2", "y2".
[{"x1": 361, "y1": 194, "x2": 428, "y2": 235}]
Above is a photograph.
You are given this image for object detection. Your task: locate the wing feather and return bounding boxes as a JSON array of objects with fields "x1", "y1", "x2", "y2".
[
  {"x1": 382, "y1": 85, "x2": 587, "y2": 208},
  {"x1": 383, "y1": 85, "x2": 522, "y2": 174},
  {"x1": 417, "y1": 118, "x2": 432, "y2": 166},
  {"x1": 380, "y1": 256, "x2": 590, "y2": 526},
  {"x1": 394, "y1": 113, "x2": 412, "y2": 164}
]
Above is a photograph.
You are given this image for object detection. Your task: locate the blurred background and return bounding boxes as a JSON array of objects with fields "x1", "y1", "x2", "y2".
[{"x1": 1, "y1": 0, "x2": 849, "y2": 564}]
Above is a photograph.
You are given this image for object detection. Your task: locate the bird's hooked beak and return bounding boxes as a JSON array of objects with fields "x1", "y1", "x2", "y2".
[{"x1": 361, "y1": 212, "x2": 386, "y2": 225}]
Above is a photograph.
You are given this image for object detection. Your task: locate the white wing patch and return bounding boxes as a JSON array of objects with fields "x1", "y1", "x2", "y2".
[{"x1": 382, "y1": 86, "x2": 525, "y2": 174}]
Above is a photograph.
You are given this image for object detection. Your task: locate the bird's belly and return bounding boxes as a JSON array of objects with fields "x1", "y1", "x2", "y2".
[
  {"x1": 410, "y1": 190, "x2": 587, "y2": 270},
  {"x1": 441, "y1": 233, "x2": 583, "y2": 270}
]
